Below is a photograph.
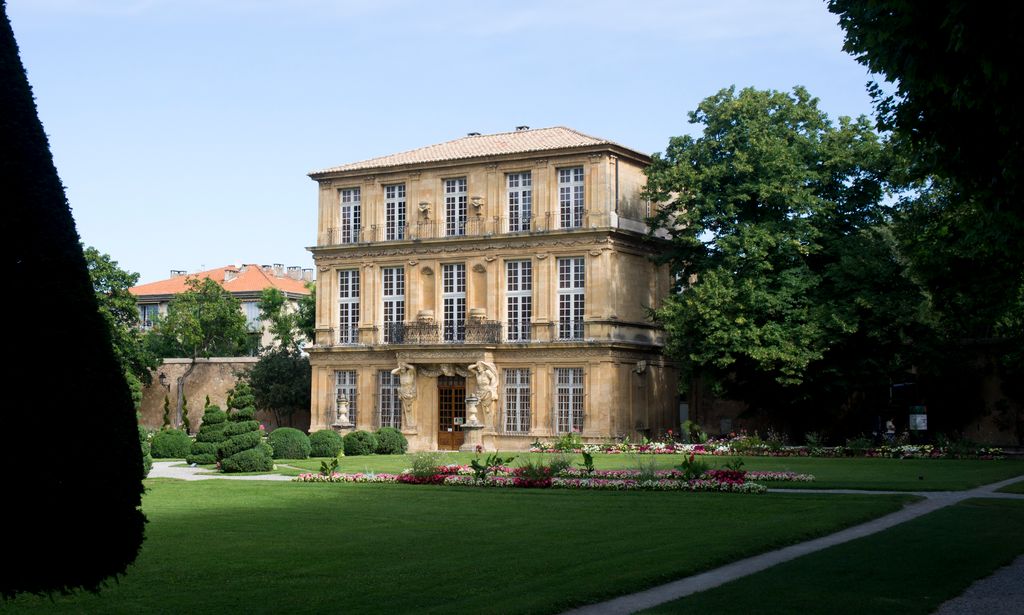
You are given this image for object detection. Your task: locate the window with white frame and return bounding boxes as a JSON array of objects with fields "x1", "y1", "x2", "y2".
[
  {"x1": 444, "y1": 177, "x2": 467, "y2": 236},
  {"x1": 241, "y1": 301, "x2": 261, "y2": 332},
  {"x1": 506, "y1": 171, "x2": 532, "y2": 232},
  {"x1": 557, "y1": 257, "x2": 585, "y2": 340},
  {"x1": 558, "y1": 166, "x2": 585, "y2": 228},
  {"x1": 503, "y1": 368, "x2": 531, "y2": 433},
  {"x1": 382, "y1": 266, "x2": 405, "y2": 343},
  {"x1": 506, "y1": 260, "x2": 532, "y2": 341},
  {"x1": 339, "y1": 187, "x2": 361, "y2": 244},
  {"x1": 378, "y1": 369, "x2": 401, "y2": 429},
  {"x1": 138, "y1": 304, "x2": 159, "y2": 330},
  {"x1": 442, "y1": 263, "x2": 466, "y2": 342},
  {"x1": 338, "y1": 269, "x2": 360, "y2": 344},
  {"x1": 335, "y1": 370, "x2": 358, "y2": 424},
  {"x1": 384, "y1": 184, "x2": 406, "y2": 241},
  {"x1": 555, "y1": 367, "x2": 584, "y2": 433}
]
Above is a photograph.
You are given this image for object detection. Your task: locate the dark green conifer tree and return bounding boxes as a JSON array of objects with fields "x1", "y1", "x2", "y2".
[{"x1": 2, "y1": 3, "x2": 144, "y2": 596}]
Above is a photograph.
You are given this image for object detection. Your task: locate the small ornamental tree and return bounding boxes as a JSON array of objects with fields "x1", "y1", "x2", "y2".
[
  {"x1": 181, "y1": 396, "x2": 191, "y2": 435},
  {"x1": 187, "y1": 405, "x2": 228, "y2": 465},
  {"x1": 162, "y1": 394, "x2": 171, "y2": 429}
]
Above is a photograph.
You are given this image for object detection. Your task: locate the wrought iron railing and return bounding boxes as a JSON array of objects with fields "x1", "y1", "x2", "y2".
[
  {"x1": 380, "y1": 321, "x2": 503, "y2": 345},
  {"x1": 324, "y1": 211, "x2": 595, "y2": 246}
]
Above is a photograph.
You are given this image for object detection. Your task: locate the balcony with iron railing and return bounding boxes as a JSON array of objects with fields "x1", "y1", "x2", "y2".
[
  {"x1": 324, "y1": 211, "x2": 598, "y2": 246},
  {"x1": 317, "y1": 319, "x2": 616, "y2": 348}
]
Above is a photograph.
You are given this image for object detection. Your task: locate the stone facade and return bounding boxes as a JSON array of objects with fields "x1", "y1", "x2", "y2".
[{"x1": 307, "y1": 127, "x2": 677, "y2": 450}]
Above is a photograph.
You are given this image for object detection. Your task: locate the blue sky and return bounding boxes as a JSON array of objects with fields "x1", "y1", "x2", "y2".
[{"x1": 8, "y1": 0, "x2": 875, "y2": 284}]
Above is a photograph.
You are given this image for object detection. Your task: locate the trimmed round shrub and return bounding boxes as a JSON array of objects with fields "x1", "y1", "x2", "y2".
[
  {"x1": 268, "y1": 427, "x2": 311, "y2": 459},
  {"x1": 151, "y1": 429, "x2": 192, "y2": 458},
  {"x1": 343, "y1": 430, "x2": 378, "y2": 456},
  {"x1": 375, "y1": 427, "x2": 408, "y2": 455},
  {"x1": 309, "y1": 429, "x2": 344, "y2": 457},
  {"x1": 221, "y1": 443, "x2": 274, "y2": 473}
]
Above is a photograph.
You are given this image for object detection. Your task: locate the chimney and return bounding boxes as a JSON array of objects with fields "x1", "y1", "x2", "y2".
[
  {"x1": 224, "y1": 268, "x2": 238, "y2": 282},
  {"x1": 170, "y1": 270, "x2": 186, "y2": 278},
  {"x1": 261, "y1": 264, "x2": 273, "y2": 274},
  {"x1": 273, "y1": 263, "x2": 284, "y2": 277},
  {"x1": 516, "y1": 125, "x2": 530, "y2": 131},
  {"x1": 287, "y1": 266, "x2": 302, "y2": 280},
  {"x1": 467, "y1": 132, "x2": 480, "y2": 136},
  {"x1": 302, "y1": 268, "x2": 314, "y2": 283}
]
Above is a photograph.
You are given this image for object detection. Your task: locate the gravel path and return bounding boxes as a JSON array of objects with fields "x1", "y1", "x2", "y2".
[
  {"x1": 148, "y1": 460, "x2": 293, "y2": 481},
  {"x1": 932, "y1": 555, "x2": 1024, "y2": 615},
  {"x1": 562, "y1": 475, "x2": 1024, "y2": 615}
]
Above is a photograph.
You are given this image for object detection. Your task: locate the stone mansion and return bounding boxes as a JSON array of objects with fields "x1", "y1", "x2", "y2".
[{"x1": 307, "y1": 126, "x2": 677, "y2": 450}]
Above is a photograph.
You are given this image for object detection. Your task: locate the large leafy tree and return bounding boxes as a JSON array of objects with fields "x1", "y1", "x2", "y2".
[
  {"x1": 257, "y1": 287, "x2": 300, "y2": 350},
  {"x1": 830, "y1": 0, "x2": 1024, "y2": 441},
  {"x1": 84, "y1": 246, "x2": 159, "y2": 390},
  {"x1": 2, "y1": 3, "x2": 144, "y2": 596},
  {"x1": 247, "y1": 349, "x2": 311, "y2": 429},
  {"x1": 647, "y1": 86, "x2": 927, "y2": 433},
  {"x1": 148, "y1": 277, "x2": 250, "y2": 426},
  {"x1": 296, "y1": 282, "x2": 316, "y2": 344}
]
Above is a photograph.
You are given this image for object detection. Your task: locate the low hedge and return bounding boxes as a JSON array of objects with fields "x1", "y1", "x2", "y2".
[
  {"x1": 375, "y1": 427, "x2": 408, "y2": 455},
  {"x1": 151, "y1": 429, "x2": 192, "y2": 458},
  {"x1": 269, "y1": 427, "x2": 311, "y2": 459},
  {"x1": 310, "y1": 429, "x2": 344, "y2": 457},
  {"x1": 343, "y1": 430, "x2": 378, "y2": 456}
]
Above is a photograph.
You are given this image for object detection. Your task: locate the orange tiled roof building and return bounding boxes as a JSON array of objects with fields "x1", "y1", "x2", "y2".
[{"x1": 131, "y1": 263, "x2": 312, "y2": 349}]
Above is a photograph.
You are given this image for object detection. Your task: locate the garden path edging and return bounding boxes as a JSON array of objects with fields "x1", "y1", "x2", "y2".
[{"x1": 148, "y1": 460, "x2": 292, "y2": 481}]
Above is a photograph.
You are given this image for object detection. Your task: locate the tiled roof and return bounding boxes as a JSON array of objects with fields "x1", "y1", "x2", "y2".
[
  {"x1": 130, "y1": 264, "x2": 311, "y2": 298},
  {"x1": 310, "y1": 126, "x2": 647, "y2": 175}
]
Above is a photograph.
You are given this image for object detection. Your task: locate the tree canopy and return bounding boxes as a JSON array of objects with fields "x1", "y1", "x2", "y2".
[
  {"x1": 257, "y1": 287, "x2": 300, "y2": 351},
  {"x1": 646, "y1": 86, "x2": 928, "y2": 433},
  {"x1": 84, "y1": 246, "x2": 158, "y2": 387},
  {"x1": 830, "y1": 0, "x2": 1024, "y2": 442},
  {"x1": 147, "y1": 277, "x2": 251, "y2": 359}
]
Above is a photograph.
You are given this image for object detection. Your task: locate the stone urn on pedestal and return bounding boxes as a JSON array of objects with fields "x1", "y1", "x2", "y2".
[
  {"x1": 332, "y1": 394, "x2": 354, "y2": 431},
  {"x1": 459, "y1": 394, "x2": 487, "y2": 452}
]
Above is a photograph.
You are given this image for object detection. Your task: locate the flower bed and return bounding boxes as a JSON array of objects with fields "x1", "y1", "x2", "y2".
[
  {"x1": 530, "y1": 441, "x2": 1004, "y2": 460},
  {"x1": 293, "y1": 464, "x2": 812, "y2": 493}
]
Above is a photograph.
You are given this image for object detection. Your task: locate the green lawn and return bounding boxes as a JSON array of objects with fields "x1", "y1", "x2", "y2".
[
  {"x1": 998, "y1": 479, "x2": 1024, "y2": 494},
  {"x1": 5, "y1": 480, "x2": 914, "y2": 614},
  {"x1": 282, "y1": 453, "x2": 1024, "y2": 491},
  {"x1": 643, "y1": 498, "x2": 1024, "y2": 615}
]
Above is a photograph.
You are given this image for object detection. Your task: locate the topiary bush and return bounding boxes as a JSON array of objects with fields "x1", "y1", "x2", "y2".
[
  {"x1": 220, "y1": 443, "x2": 275, "y2": 473},
  {"x1": 218, "y1": 382, "x2": 272, "y2": 473},
  {"x1": 309, "y1": 429, "x2": 344, "y2": 457},
  {"x1": 375, "y1": 427, "x2": 408, "y2": 455},
  {"x1": 150, "y1": 429, "x2": 192, "y2": 458},
  {"x1": 186, "y1": 405, "x2": 228, "y2": 465},
  {"x1": 343, "y1": 430, "x2": 378, "y2": 456},
  {"x1": 268, "y1": 427, "x2": 311, "y2": 459}
]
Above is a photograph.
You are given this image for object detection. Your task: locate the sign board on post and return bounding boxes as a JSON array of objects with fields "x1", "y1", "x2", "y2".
[{"x1": 909, "y1": 405, "x2": 927, "y2": 431}]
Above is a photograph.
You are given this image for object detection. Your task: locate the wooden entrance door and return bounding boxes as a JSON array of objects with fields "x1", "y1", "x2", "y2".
[{"x1": 437, "y1": 376, "x2": 466, "y2": 450}]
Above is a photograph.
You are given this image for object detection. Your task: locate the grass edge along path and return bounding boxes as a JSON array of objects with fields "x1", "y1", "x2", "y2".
[
  {"x1": 640, "y1": 498, "x2": 1024, "y2": 615},
  {"x1": 4, "y1": 482, "x2": 914, "y2": 614},
  {"x1": 563, "y1": 473, "x2": 1024, "y2": 615}
]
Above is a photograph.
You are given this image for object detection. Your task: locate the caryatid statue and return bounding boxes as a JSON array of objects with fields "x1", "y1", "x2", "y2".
[
  {"x1": 468, "y1": 361, "x2": 498, "y2": 422},
  {"x1": 391, "y1": 362, "x2": 417, "y2": 429}
]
